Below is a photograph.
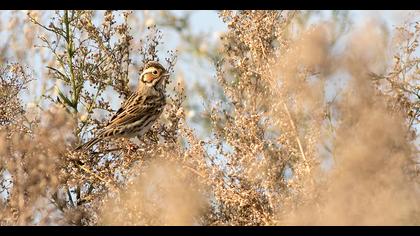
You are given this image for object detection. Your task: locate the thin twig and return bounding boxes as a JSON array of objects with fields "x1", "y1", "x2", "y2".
[
  {"x1": 76, "y1": 162, "x2": 118, "y2": 188},
  {"x1": 282, "y1": 102, "x2": 311, "y2": 172},
  {"x1": 183, "y1": 164, "x2": 205, "y2": 178}
]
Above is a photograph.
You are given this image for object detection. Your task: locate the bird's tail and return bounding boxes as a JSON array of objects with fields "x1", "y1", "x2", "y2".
[{"x1": 74, "y1": 137, "x2": 101, "y2": 151}]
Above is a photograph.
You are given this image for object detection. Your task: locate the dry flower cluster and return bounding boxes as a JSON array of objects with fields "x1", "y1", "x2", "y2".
[{"x1": 0, "y1": 10, "x2": 419, "y2": 225}]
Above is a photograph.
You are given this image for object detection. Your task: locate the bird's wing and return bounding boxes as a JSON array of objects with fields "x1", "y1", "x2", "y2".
[
  {"x1": 105, "y1": 92, "x2": 156, "y2": 129},
  {"x1": 107, "y1": 93, "x2": 140, "y2": 125}
]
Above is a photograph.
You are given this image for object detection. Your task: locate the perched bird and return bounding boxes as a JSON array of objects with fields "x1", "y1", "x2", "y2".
[{"x1": 76, "y1": 61, "x2": 170, "y2": 150}]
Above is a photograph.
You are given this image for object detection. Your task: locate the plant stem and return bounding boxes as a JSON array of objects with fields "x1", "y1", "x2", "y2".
[
  {"x1": 282, "y1": 102, "x2": 310, "y2": 173},
  {"x1": 64, "y1": 10, "x2": 78, "y2": 113}
]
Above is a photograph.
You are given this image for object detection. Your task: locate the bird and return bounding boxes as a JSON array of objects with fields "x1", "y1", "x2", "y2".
[{"x1": 75, "y1": 61, "x2": 170, "y2": 151}]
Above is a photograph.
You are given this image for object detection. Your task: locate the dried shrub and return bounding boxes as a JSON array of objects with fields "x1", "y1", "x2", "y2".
[
  {"x1": 0, "y1": 10, "x2": 419, "y2": 226},
  {"x1": 0, "y1": 64, "x2": 75, "y2": 225},
  {"x1": 100, "y1": 158, "x2": 208, "y2": 225}
]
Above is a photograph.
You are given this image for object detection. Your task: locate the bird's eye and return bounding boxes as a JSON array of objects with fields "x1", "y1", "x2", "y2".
[{"x1": 153, "y1": 70, "x2": 158, "y2": 75}]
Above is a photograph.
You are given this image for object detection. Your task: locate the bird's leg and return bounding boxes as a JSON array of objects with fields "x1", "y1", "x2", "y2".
[
  {"x1": 127, "y1": 142, "x2": 138, "y2": 152},
  {"x1": 121, "y1": 137, "x2": 139, "y2": 155}
]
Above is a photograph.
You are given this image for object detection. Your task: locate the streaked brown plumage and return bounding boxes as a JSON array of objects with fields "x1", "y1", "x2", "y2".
[{"x1": 76, "y1": 61, "x2": 169, "y2": 150}]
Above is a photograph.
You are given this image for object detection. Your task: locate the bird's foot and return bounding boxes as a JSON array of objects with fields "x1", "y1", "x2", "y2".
[{"x1": 127, "y1": 142, "x2": 139, "y2": 155}]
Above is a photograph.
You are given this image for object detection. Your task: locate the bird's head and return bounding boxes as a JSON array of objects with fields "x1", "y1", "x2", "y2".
[{"x1": 139, "y1": 61, "x2": 170, "y2": 90}]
